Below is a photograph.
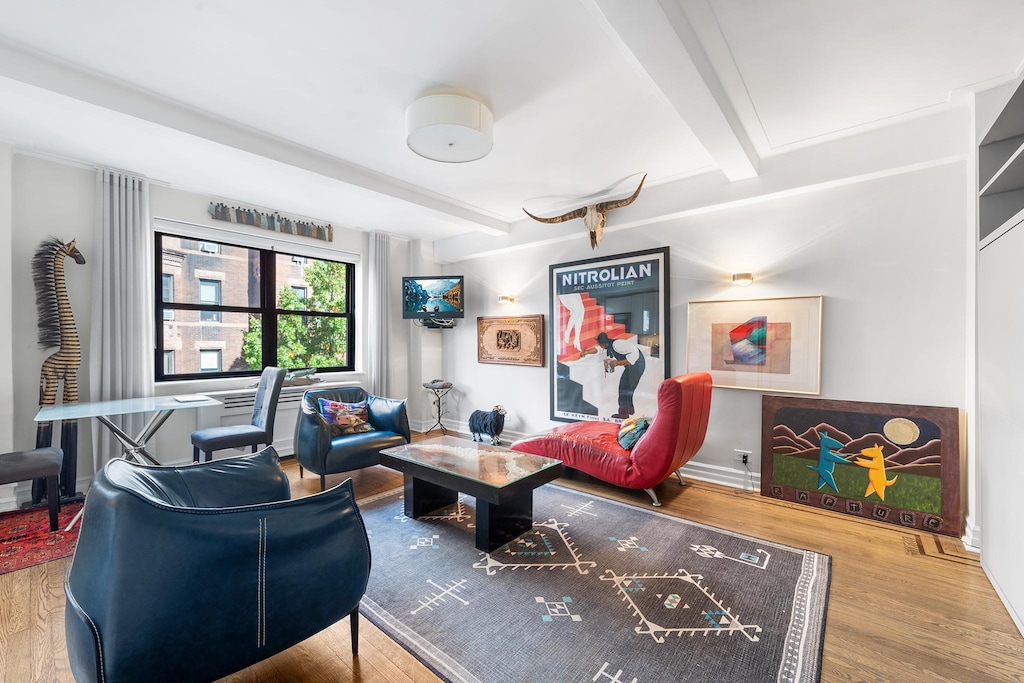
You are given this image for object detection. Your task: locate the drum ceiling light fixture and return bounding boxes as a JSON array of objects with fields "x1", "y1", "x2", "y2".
[{"x1": 406, "y1": 94, "x2": 493, "y2": 163}]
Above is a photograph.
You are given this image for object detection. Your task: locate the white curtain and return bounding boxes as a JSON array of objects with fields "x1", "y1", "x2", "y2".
[
  {"x1": 89, "y1": 170, "x2": 153, "y2": 471},
  {"x1": 366, "y1": 231, "x2": 391, "y2": 396}
]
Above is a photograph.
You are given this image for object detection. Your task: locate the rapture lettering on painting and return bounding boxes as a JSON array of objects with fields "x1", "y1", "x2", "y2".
[{"x1": 548, "y1": 248, "x2": 670, "y2": 423}]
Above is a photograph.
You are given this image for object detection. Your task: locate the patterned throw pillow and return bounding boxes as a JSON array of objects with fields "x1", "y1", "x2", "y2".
[
  {"x1": 318, "y1": 398, "x2": 375, "y2": 437},
  {"x1": 617, "y1": 416, "x2": 652, "y2": 450}
]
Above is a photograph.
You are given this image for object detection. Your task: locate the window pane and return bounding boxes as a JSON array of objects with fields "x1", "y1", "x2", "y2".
[
  {"x1": 157, "y1": 232, "x2": 354, "y2": 379},
  {"x1": 199, "y1": 279, "x2": 221, "y2": 304},
  {"x1": 199, "y1": 350, "x2": 221, "y2": 372},
  {"x1": 161, "y1": 311, "x2": 260, "y2": 375},
  {"x1": 276, "y1": 313, "x2": 348, "y2": 369},
  {"x1": 275, "y1": 254, "x2": 347, "y2": 312},
  {"x1": 159, "y1": 236, "x2": 260, "y2": 307}
]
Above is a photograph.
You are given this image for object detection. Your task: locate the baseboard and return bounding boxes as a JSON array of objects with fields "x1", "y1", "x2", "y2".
[
  {"x1": 406, "y1": 426, "x2": 760, "y2": 493},
  {"x1": 409, "y1": 420, "x2": 529, "y2": 445},
  {"x1": 962, "y1": 512, "x2": 981, "y2": 553},
  {"x1": 0, "y1": 482, "x2": 15, "y2": 512},
  {"x1": 0, "y1": 475, "x2": 91, "y2": 512},
  {"x1": 678, "y1": 460, "x2": 761, "y2": 492},
  {"x1": 981, "y1": 558, "x2": 1024, "y2": 638}
]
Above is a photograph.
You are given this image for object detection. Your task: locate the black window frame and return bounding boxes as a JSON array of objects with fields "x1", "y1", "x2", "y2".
[{"x1": 154, "y1": 232, "x2": 356, "y2": 381}]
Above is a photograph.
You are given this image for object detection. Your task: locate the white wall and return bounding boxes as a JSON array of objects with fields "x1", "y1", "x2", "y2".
[
  {"x1": 1, "y1": 157, "x2": 399, "y2": 507},
  {"x1": 10, "y1": 156, "x2": 96, "y2": 503},
  {"x1": 0, "y1": 143, "x2": 13, "y2": 454},
  {"x1": 441, "y1": 162, "x2": 968, "y2": 493},
  {"x1": 975, "y1": 77, "x2": 1024, "y2": 635},
  {"x1": 978, "y1": 223, "x2": 1024, "y2": 634},
  {"x1": 0, "y1": 143, "x2": 13, "y2": 507}
]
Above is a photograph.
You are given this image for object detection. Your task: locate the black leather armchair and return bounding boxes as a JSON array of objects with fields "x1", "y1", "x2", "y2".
[
  {"x1": 294, "y1": 386, "x2": 410, "y2": 490},
  {"x1": 64, "y1": 448, "x2": 370, "y2": 683}
]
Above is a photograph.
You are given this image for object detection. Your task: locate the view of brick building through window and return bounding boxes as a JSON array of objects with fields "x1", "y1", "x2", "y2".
[{"x1": 157, "y1": 235, "x2": 351, "y2": 379}]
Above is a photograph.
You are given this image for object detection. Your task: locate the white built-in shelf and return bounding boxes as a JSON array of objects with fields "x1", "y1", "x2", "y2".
[{"x1": 980, "y1": 84, "x2": 1024, "y2": 241}]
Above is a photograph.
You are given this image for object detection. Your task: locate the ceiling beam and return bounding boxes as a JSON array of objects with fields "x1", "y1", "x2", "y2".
[
  {"x1": 0, "y1": 38, "x2": 510, "y2": 237},
  {"x1": 583, "y1": 0, "x2": 759, "y2": 181},
  {"x1": 434, "y1": 106, "x2": 966, "y2": 262}
]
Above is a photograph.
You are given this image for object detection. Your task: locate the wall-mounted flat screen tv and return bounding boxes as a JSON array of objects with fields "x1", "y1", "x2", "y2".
[{"x1": 401, "y1": 275, "x2": 465, "y2": 319}]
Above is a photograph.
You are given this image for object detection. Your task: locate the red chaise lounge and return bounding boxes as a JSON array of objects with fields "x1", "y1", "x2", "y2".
[{"x1": 510, "y1": 372, "x2": 712, "y2": 506}]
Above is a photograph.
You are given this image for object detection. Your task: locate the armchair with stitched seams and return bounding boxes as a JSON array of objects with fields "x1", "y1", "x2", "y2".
[
  {"x1": 294, "y1": 386, "x2": 410, "y2": 490},
  {"x1": 64, "y1": 447, "x2": 370, "y2": 683}
]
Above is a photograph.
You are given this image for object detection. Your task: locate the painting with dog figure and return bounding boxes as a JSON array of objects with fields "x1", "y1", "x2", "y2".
[
  {"x1": 548, "y1": 247, "x2": 669, "y2": 423},
  {"x1": 761, "y1": 395, "x2": 961, "y2": 536}
]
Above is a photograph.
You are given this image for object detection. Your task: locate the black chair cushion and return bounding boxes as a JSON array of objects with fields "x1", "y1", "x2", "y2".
[
  {"x1": 190, "y1": 424, "x2": 269, "y2": 453},
  {"x1": 323, "y1": 430, "x2": 409, "y2": 473},
  {"x1": 0, "y1": 448, "x2": 63, "y2": 486}
]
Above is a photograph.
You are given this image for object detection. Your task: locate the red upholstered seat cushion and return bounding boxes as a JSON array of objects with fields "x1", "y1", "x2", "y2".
[{"x1": 511, "y1": 372, "x2": 712, "y2": 491}]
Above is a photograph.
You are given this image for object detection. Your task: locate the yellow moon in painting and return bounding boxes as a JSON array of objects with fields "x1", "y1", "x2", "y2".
[{"x1": 883, "y1": 417, "x2": 920, "y2": 445}]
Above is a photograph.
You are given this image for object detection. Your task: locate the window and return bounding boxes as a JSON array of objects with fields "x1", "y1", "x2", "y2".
[
  {"x1": 162, "y1": 274, "x2": 175, "y2": 321},
  {"x1": 199, "y1": 349, "x2": 221, "y2": 372},
  {"x1": 155, "y1": 233, "x2": 355, "y2": 380},
  {"x1": 199, "y1": 279, "x2": 222, "y2": 322}
]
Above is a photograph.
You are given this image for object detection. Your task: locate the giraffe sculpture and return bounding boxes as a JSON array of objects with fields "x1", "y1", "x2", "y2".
[{"x1": 32, "y1": 236, "x2": 86, "y2": 502}]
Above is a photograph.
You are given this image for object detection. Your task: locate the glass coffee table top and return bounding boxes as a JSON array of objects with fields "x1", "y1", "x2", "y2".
[{"x1": 380, "y1": 435, "x2": 560, "y2": 488}]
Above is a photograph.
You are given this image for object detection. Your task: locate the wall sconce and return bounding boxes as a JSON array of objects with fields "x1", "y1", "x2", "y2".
[
  {"x1": 731, "y1": 272, "x2": 754, "y2": 287},
  {"x1": 497, "y1": 294, "x2": 515, "y2": 304}
]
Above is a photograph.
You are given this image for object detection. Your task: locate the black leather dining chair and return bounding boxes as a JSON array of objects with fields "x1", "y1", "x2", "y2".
[
  {"x1": 190, "y1": 366, "x2": 286, "y2": 462},
  {"x1": 64, "y1": 447, "x2": 371, "y2": 683}
]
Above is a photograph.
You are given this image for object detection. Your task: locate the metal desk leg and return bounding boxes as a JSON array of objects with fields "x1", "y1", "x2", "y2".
[
  {"x1": 95, "y1": 413, "x2": 165, "y2": 465},
  {"x1": 68, "y1": 411, "x2": 174, "y2": 532}
]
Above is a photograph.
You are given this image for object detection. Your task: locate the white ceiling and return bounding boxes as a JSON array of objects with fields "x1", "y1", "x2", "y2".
[{"x1": 0, "y1": 0, "x2": 1022, "y2": 245}]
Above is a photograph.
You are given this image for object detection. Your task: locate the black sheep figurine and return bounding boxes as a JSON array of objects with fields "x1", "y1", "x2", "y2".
[{"x1": 469, "y1": 405, "x2": 507, "y2": 446}]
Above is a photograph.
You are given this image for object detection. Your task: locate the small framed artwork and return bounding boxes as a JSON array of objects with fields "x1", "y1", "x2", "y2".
[
  {"x1": 477, "y1": 315, "x2": 545, "y2": 367},
  {"x1": 686, "y1": 295, "x2": 823, "y2": 394}
]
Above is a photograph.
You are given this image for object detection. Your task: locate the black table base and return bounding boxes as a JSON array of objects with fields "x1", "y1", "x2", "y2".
[{"x1": 403, "y1": 473, "x2": 537, "y2": 553}]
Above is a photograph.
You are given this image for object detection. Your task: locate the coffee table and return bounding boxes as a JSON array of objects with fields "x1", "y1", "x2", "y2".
[{"x1": 379, "y1": 435, "x2": 562, "y2": 552}]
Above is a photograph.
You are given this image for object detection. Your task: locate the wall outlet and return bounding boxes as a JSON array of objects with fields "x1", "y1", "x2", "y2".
[{"x1": 734, "y1": 449, "x2": 751, "y2": 465}]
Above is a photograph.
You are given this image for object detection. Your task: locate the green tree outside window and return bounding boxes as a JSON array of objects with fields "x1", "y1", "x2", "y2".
[{"x1": 242, "y1": 260, "x2": 349, "y2": 369}]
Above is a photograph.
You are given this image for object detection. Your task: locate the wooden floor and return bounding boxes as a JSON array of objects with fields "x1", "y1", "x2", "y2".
[{"x1": 2, "y1": 434, "x2": 1023, "y2": 683}]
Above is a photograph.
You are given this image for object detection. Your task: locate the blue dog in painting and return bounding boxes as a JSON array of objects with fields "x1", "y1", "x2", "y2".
[{"x1": 807, "y1": 432, "x2": 849, "y2": 493}]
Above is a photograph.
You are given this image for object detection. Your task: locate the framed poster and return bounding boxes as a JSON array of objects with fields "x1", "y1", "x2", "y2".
[
  {"x1": 477, "y1": 315, "x2": 545, "y2": 367},
  {"x1": 686, "y1": 296, "x2": 823, "y2": 394},
  {"x1": 549, "y1": 247, "x2": 669, "y2": 423},
  {"x1": 762, "y1": 395, "x2": 961, "y2": 536}
]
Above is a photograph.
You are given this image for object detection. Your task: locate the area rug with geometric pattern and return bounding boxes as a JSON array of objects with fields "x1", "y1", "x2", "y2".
[
  {"x1": 358, "y1": 485, "x2": 830, "y2": 683},
  {"x1": 0, "y1": 501, "x2": 82, "y2": 576}
]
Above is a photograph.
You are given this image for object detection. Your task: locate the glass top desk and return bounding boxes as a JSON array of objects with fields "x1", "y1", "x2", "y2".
[
  {"x1": 35, "y1": 394, "x2": 222, "y2": 465},
  {"x1": 379, "y1": 435, "x2": 562, "y2": 552}
]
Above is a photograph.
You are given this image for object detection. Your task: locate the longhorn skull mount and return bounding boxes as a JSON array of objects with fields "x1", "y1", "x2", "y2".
[{"x1": 523, "y1": 173, "x2": 647, "y2": 249}]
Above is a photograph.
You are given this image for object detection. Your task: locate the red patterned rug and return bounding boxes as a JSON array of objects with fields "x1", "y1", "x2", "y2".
[{"x1": 0, "y1": 501, "x2": 83, "y2": 576}]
